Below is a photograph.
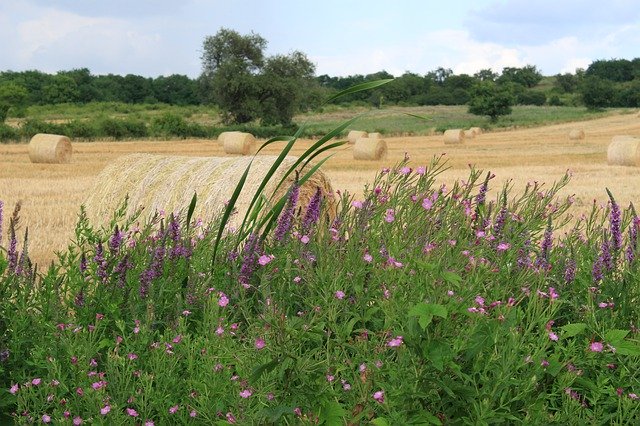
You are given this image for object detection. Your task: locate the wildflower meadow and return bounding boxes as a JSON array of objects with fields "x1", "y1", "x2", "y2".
[{"x1": 2, "y1": 83, "x2": 640, "y2": 424}]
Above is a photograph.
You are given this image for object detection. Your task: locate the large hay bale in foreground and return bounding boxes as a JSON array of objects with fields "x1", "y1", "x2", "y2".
[
  {"x1": 28, "y1": 133, "x2": 72, "y2": 164},
  {"x1": 607, "y1": 136, "x2": 640, "y2": 167},
  {"x1": 347, "y1": 130, "x2": 368, "y2": 144},
  {"x1": 222, "y1": 132, "x2": 256, "y2": 155},
  {"x1": 569, "y1": 129, "x2": 585, "y2": 140},
  {"x1": 443, "y1": 129, "x2": 465, "y2": 145},
  {"x1": 353, "y1": 137, "x2": 387, "y2": 161},
  {"x1": 84, "y1": 154, "x2": 335, "y2": 227}
]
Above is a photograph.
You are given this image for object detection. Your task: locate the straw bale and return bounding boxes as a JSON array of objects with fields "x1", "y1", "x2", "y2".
[
  {"x1": 217, "y1": 131, "x2": 242, "y2": 146},
  {"x1": 607, "y1": 136, "x2": 640, "y2": 167},
  {"x1": 83, "y1": 154, "x2": 335, "y2": 228},
  {"x1": 568, "y1": 129, "x2": 585, "y2": 140},
  {"x1": 28, "y1": 133, "x2": 72, "y2": 164},
  {"x1": 443, "y1": 129, "x2": 465, "y2": 145},
  {"x1": 368, "y1": 132, "x2": 382, "y2": 139},
  {"x1": 353, "y1": 137, "x2": 387, "y2": 161},
  {"x1": 347, "y1": 130, "x2": 368, "y2": 144},
  {"x1": 223, "y1": 132, "x2": 256, "y2": 155},
  {"x1": 469, "y1": 127, "x2": 483, "y2": 136},
  {"x1": 463, "y1": 130, "x2": 476, "y2": 139}
]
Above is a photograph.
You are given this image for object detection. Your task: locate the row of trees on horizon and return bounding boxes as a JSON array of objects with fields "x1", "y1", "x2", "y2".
[{"x1": 1, "y1": 28, "x2": 639, "y2": 126}]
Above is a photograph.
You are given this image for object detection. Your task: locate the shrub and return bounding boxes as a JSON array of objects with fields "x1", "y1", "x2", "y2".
[
  {"x1": 0, "y1": 124, "x2": 19, "y2": 143},
  {"x1": 63, "y1": 119, "x2": 98, "y2": 140}
]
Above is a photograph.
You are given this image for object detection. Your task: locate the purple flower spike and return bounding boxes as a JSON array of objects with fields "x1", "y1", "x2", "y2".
[
  {"x1": 274, "y1": 182, "x2": 299, "y2": 241},
  {"x1": 607, "y1": 189, "x2": 622, "y2": 252},
  {"x1": 302, "y1": 187, "x2": 322, "y2": 231}
]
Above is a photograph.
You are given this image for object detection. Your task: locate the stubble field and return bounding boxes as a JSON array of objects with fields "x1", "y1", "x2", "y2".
[{"x1": 1, "y1": 112, "x2": 639, "y2": 266}]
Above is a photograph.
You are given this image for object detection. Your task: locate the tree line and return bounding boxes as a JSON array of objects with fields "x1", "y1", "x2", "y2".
[{"x1": 1, "y1": 28, "x2": 639, "y2": 126}]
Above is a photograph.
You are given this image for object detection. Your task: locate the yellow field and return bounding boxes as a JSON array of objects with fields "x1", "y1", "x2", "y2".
[{"x1": 1, "y1": 112, "x2": 639, "y2": 266}]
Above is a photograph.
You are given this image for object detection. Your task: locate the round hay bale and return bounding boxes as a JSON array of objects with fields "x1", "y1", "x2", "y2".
[
  {"x1": 443, "y1": 129, "x2": 465, "y2": 145},
  {"x1": 353, "y1": 137, "x2": 387, "y2": 161},
  {"x1": 83, "y1": 154, "x2": 335, "y2": 228},
  {"x1": 368, "y1": 132, "x2": 382, "y2": 139},
  {"x1": 463, "y1": 130, "x2": 476, "y2": 139},
  {"x1": 607, "y1": 136, "x2": 640, "y2": 167},
  {"x1": 223, "y1": 132, "x2": 256, "y2": 155},
  {"x1": 28, "y1": 133, "x2": 72, "y2": 164},
  {"x1": 569, "y1": 129, "x2": 585, "y2": 140},
  {"x1": 217, "y1": 131, "x2": 242, "y2": 146},
  {"x1": 347, "y1": 130, "x2": 367, "y2": 145},
  {"x1": 469, "y1": 127, "x2": 483, "y2": 136}
]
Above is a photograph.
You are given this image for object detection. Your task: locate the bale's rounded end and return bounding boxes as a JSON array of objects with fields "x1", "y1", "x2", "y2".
[
  {"x1": 353, "y1": 137, "x2": 387, "y2": 160},
  {"x1": 568, "y1": 129, "x2": 585, "y2": 140},
  {"x1": 222, "y1": 132, "x2": 256, "y2": 155},
  {"x1": 347, "y1": 130, "x2": 368, "y2": 145},
  {"x1": 607, "y1": 136, "x2": 640, "y2": 167},
  {"x1": 28, "y1": 133, "x2": 72, "y2": 164},
  {"x1": 443, "y1": 129, "x2": 465, "y2": 145}
]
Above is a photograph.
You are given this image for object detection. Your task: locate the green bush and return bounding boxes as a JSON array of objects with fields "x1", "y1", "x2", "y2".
[
  {"x1": 0, "y1": 124, "x2": 19, "y2": 143},
  {"x1": 63, "y1": 119, "x2": 98, "y2": 140},
  {"x1": 19, "y1": 119, "x2": 65, "y2": 140}
]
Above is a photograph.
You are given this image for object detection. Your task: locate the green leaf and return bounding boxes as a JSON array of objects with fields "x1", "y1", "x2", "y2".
[
  {"x1": 326, "y1": 79, "x2": 393, "y2": 104},
  {"x1": 611, "y1": 341, "x2": 640, "y2": 356},
  {"x1": 441, "y1": 271, "x2": 462, "y2": 285},
  {"x1": 319, "y1": 400, "x2": 346, "y2": 426},
  {"x1": 370, "y1": 418, "x2": 390, "y2": 426},
  {"x1": 185, "y1": 192, "x2": 197, "y2": 230},
  {"x1": 605, "y1": 329, "x2": 630, "y2": 343},
  {"x1": 250, "y1": 358, "x2": 280, "y2": 382},
  {"x1": 546, "y1": 354, "x2": 563, "y2": 377},
  {"x1": 409, "y1": 303, "x2": 448, "y2": 330},
  {"x1": 560, "y1": 323, "x2": 587, "y2": 338}
]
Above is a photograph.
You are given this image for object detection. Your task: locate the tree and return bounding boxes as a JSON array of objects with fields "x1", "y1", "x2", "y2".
[
  {"x1": 580, "y1": 76, "x2": 616, "y2": 109},
  {"x1": 498, "y1": 65, "x2": 543, "y2": 88},
  {"x1": 468, "y1": 82, "x2": 514, "y2": 122},
  {"x1": 474, "y1": 69, "x2": 498, "y2": 82},
  {"x1": 586, "y1": 59, "x2": 634, "y2": 82},
  {"x1": 554, "y1": 73, "x2": 578, "y2": 93},
  {"x1": 258, "y1": 51, "x2": 316, "y2": 126},
  {"x1": 200, "y1": 28, "x2": 317, "y2": 126},
  {"x1": 0, "y1": 82, "x2": 28, "y2": 122}
]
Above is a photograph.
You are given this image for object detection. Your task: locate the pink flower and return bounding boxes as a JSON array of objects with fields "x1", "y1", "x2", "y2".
[
  {"x1": 416, "y1": 166, "x2": 426, "y2": 175},
  {"x1": 351, "y1": 200, "x2": 363, "y2": 209},
  {"x1": 363, "y1": 253, "x2": 373, "y2": 263},
  {"x1": 31, "y1": 378, "x2": 41, "y2": 386},
  {"x1": 387, "y1": 336, "x2": 404, "y2": 347},
  {"x1": 255, "y1": 338, "x2": 266, "y2": 350},
  {"x1": 497, "y1": 242, "x2": 510, "y2": 251},
  {"x1": 335, "y1": 290, "x2": 345, "y2": 300},
  {"x1": 589, "y1": 341, "x2": 604, "y2": 352},
  {"x1": 126, "y1": 408, "x2": 138, "y2": 417},
  {"x1": 128, "y1": 353, "x2": 138, "y2": 360},
  {"x1": 629, "y1": 393, "x2": 639, "y2": 400},
  {"x1": 293, "y1": 276, "x2": 301, "y2": 283},
  {"x1": 541, "y1": 359, "x2": 549, "y2": 367},
  {"x1": 422, "y1": 197, "x2": 433, "y2": 210},
  {"x1": 240, "y1": 389, "x2": 252, "y2": 398},
  {"x1": 169, "y1": 405, "x2": 179, "y2": 414},
  {"x1": 548, "y1": 332, "x2": 559, "y2": 341},
  {"x1": 359, "y1": 363, "x2": 367, "y2": 373},
  {"x1": 9, "y1": 383, "x2": 18, "y2": 394},
  {"x1": 91, "y1": 381, "x2": 107, "y2": 390},
  {"x1": 226, "y1": 412, "x2": 237, "y2": 424},
  {"x1": 373, "y1": 390, "x2": 385, "y2": 403},
  {"x1": 73, "y1": 417, "x2": 83, "y2": 425},
  {"x1": 399, "y1": 166, "x2": 411, "y2": 175},
  {"x1": 384, "y1": 209, "x2": 395, "y2": 223},
  {"x1": 145, "y1": 421, "x2": 155, "y2": 426},
  {"x1": 190, "y1": 410, "x2": 197, "y2": 418},
  {"x1": 258, "y1": 254, "x2": 274, "y2": 266},
  {"x1": 300, "y1": 235, "x2": 310, "y2": 244},
  {"x1": 326, "y1": 374, "x2": 335, "y2": 382},
  {"x1": 293, "y1": 407, "x2": 302, "y2": 416},
  {"x1": 342, "y1": 380, "x2": 351, "y2": 391},
  {"x1": 76, "y1": 387, "x2": 84, "y2": 396},
  {"x1": 100, "y1": 405, "x2": 111, "y2": 415},
  {"x1": 216, "y1": 325, "x2": 224, "y2": 336},
  {"x1": 218, "y1": 293, "x2": 229, "y2": 307},
  {"x1": 42, "y1": 414, "x2": 51, "y2": 423}
]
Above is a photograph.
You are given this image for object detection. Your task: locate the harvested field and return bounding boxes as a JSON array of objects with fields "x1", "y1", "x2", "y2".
[{"x1": 1, "y1": 112, "x2": 639, "y2": 266}]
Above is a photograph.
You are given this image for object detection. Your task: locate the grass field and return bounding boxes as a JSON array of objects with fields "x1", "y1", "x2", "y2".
[{"x1": 1, "y1": 107, "x2": 640, "y2": 266}]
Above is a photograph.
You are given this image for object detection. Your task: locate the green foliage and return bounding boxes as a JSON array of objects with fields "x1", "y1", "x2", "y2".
[
  {"x1": 498, "y1": 65, "x2": 543, "y2": 88},
  {"x1": 0, "y1": 82, "x2": 28, "y2": 123},
  {"x1": 517, "y1": 90, "x2": 547, "y2": 106},
  {"x1": 0, "y1": 124, "x2": 18, "y2": 142},
  {"x1": 580, "y1": 76, "x2": 617, "y2": 109},
  {"x1": 468, "y1": 82, "x2": 515, "y2": 122}
]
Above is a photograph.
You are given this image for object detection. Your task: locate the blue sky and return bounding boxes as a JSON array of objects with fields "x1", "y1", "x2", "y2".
[{"x1": 0, "y1": 0, "x2": 638, "y2": 78}]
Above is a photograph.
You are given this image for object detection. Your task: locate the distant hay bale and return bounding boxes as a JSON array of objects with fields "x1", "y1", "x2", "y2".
[
  {"x1": 607, "y1": 136, "x2": 640, "y2": 167},
  {"x1": 353, "y1": 137, "x2": 387, "y2": 161},
  {"x1": 443, "y1": 129, "x2": 465, "y2": 145},
  {"x1": 28, "y1": 133, "x2": 72, "y2": 164},
  {"x1": 217, "y1": 131, "x2": 242, "y2": 146},
  {"x1": 463, "y1": 130, "x2": 476, "y2": 139},
  {"x1": 222, "y1": 132, "x2": 255, "y2": 155},
  {"x1": 347, "y1": 130, "x2": 368, "y2": 144},
  {"x1": 368, "y1": 132, "x2": 382, "y2": 139},
  {"x1": 469, "y1": 127, "x2": 483, "y2": 136},
  {"x1": 569, "y1": 129, "x2": 585, "y2": 140},
  {"x1": 83, "y1": 154, "x2": 335, "y2": 228}
]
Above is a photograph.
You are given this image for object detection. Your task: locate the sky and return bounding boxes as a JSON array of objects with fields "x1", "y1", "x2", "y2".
[{"x1": 0, "y1": 0, "x2": 639, "y2": 78}]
